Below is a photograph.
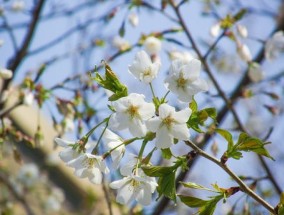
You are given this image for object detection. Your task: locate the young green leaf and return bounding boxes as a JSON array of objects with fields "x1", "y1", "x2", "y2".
[
  {"x1": 179, "y1": 195, "x2": 208, "y2": 208},
  {"x1": 141, "y1": 165, "x2": 176, "y2": 177},
  {"x1": 157, "y1": 172, "x2": 176, "y2": 202},
  {"x1": 216, "y1": 129, "x2": 234, "y2": 151},
  {"x1": 180, "y1": 182, "x2": 214, "y2": 192}
]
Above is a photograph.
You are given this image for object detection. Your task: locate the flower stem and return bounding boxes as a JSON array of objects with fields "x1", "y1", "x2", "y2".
[{"x1": 149, "y1": 83, "x2": 156, "y2": 98}]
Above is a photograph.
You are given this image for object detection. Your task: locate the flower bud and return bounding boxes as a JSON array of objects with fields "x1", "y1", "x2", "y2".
[
  {"x1": 0, "y1": 68, "x2": 13, "y2": 79},
  {"x1": 237, "y1": 43, "x2": 252, "y2": 62},
  {"x1": 210, "y1": 23, "x2": 221, "y2": 37},
  {"x1": 128, "y1": 13, "x2": 139, "y2": 27},
  {"x1": 236, "y1": 24, "x2": 248, "y2": 38},
  {"x1": 248, "y1": 62, "x2": 264, "y2": 82},
  {"x1": 144, "y1": 36, "x2": 161, "y2": 55}
]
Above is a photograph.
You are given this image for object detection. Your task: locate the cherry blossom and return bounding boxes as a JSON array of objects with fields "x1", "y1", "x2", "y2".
[
  {"x1": 109, "y1": 168, "x2": 157, "y2": 205},
  {"x1": 146, "y1": 103, "x2": 191, "y2": 148},
  {"x1": 265, "y1": 31, "x2": 284, "y2": 60},
  {"x1": 68, "y1": 153, "x2": 109, "y2": 184},
  {"x1": 109, "y1": 93, "x2": 155, "y2": 137},
  {"x1": 165, "y1": 59, "x2": 208, "y2": 102},
  {"x1": 128, "y1": 50, "x2": 160, "y2": 83}
]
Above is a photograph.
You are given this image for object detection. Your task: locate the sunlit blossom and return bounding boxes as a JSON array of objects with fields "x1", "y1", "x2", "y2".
[
  {"x1": 109, "y1": 93, "x2": 155, "y2": 137},
  {"x1": 128, "y1": 50, "x2": 160, "y2": 83},
  {"x1": 109, "y1": 168, "x2": 157, "y2": 205},
  {"x1": 165, "y1": 59, "x2": 208, "y2": 102},
  {"x1": 68, "y1": 153, "x2": 109, "y2": 184},
  {"x1": 146, "y1": 103, "x2": 191, "y2": 148}
]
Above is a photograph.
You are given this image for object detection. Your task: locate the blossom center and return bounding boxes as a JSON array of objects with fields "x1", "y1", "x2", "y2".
[
  {"x1": 126, "y1": 105, "x2": 140, "y2": 118},
  {"x1": 176, "y1": 72, "x2": 188, "y2": 90},
  {"x1": 143, "y1": 67, "x2": 152, "y2": 77},
  {"x1": 162, "y1": 115, "x2": 175, "y2": 129},
  {"x1": 129, "y1": 179, "x2": 142, "y2": 193},
  {"x1": 83, "y1": 157, "x2": 96, "y2": 168}
]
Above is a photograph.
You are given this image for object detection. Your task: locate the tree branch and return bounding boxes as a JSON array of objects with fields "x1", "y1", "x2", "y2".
[{"x1": 184, "y1": 140, "x2": 277, "y2": 214}]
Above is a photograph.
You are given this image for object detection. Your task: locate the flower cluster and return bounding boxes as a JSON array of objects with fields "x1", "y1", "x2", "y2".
[{"x1": 55, "y1": 47, "x2": 209, "y2": 206}]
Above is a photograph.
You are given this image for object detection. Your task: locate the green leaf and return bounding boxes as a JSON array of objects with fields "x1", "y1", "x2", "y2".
[
  {"x1": 199, "y1": 195, "x2": 223, "y2": 215},
  {"x1": 119, "y1": 20, "x2": 125, "y2": 37},
  {"x1": 180, "y1": 182, "x2": 214, "y2": 192},
  {"x1": 157, "y1": 172, "x2": 176, "y2": 202},
  {"x1": 161, "y1": 148, "x2": 172, "y2": 159},
  {"x1": 179, "y1": 195, "x2": 208, "y2": 208},
  {"x1": 203, "y1": 108, "x2": 217, "y2": 122},
  {"x1": 216, "y1": 129, "x2": 234, "y2": 150},
  {"x1": 189, "y1": 97, "x2": 198, "y2": 112},
  {"x1": 233, "y1": 8, "x2": 247, "y2": 21},
  {"x1": 93, "y1": 63, "x2": 128, "y2": 101},
  {"x1": 236, "y1": 133, "x2": 274, "y2": 160},
  {"x1": 141, "y1": 165, "x2": 176, "y2": 177}
]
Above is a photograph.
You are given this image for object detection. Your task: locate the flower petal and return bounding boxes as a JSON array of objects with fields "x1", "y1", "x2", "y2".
[{"x1": 156, "y1": 126, "x2": 173, "y2": 148}]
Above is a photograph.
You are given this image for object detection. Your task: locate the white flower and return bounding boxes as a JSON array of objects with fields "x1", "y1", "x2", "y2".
[
  {"x1": 265, "y1": 31, "x2": 284, "y2": 60},
  {"x1": 112, "y1": 36, "x2": 130, "y2": 51},
  {"x1": 109, "y1": 168, "x2": 157, "y2": 206},
  {"x1": 68, "y1": 153, "x2": 109, "y2": 184},
  {"x1": 0, "y1": 68, "x2": 13, "y2": 79},
  {"x1": 236, "y1": 24, "x2": 248, "y2": 38},
  {"x1": 237, "y1": 43, "x2": 252, "y2": 62},
  {"x1": 146, "y1": 104, "x2": 191, "y2": 149},
  {"x1": 165, "y1": 59, "x2": 208, "y2": 102},
  {"x1": 102, "y1": 129, "x2": 125, "y2": 168},
  {"x1": 17, "y1": 163, "x2": 39, "y2": 188},
  {"x1": 109, "y1": 93, "x2": 155, "y2": 137},
  {"x1": 169, "y1": 50, "x2": 194, "y2": 63},
  {"x1": 144, "y1": 36, "x2": 161, "y2": 55},
  {"x1": 128, "y1": 13, "x2": 139, "y2": 27},
  {"x1": 11, "y1": 0, "x2": 25, "y2": 12},
  {"x1": 248, "y1": 62, "x2": 264, "y2": 83},
  {"x1": 128, "y1": 50, "x2": 160, "y2": 83},
  {"x1": 54, "y1": 138, "x2": 82, "y2": 163},
  {"x1": 210, "y1": 23, "x2": 221, "y2": 37},
  {"x1": 23, "y1": 91, "x2": 34, "y2": 106}
]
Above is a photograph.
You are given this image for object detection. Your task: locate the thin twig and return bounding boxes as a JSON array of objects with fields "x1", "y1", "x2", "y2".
[{"x1": 185, "y1": 140, "x2": 276, "y2": 214}]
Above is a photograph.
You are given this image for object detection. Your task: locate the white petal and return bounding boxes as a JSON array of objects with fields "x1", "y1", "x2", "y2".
[
  {"x1": 89, "y1": 168, "x2": 103, "y2": 184},
  {"x1": 136, "y1": 184, "x2": 152, "y2": 205},
  {"x1": 182, "y1": 59, "x2": 201, "y2": 81},
  {"x1": 156, "y1": 126, "x2": 173, "y2": 148},
  {"x1": 109, "y1": 177, "x2": 130, "y2": 189},
  {"x1": 146, "y1": 117, "x2": 162, "y2": 132},
  {"x1": 54, "y1": 138, "x2": 73, "y2": 148},
  {"x1": 173, "y1": 108, "x2": 191, "y2": 123},
  {"x1": 116, "y1": 183, "x2": 136, "y2": 205},
  {"x1": 159, "y1": 104, "x2": 174, "y2": 119},
  {"x1": 171, "y1": 124, "x2": 190, "y2": 140},
  {"x1": 129, "y1": 119, "x2": 147, "y2": 137},
  {"x1": 139, "y1": 103, "x2": 155, "y2": 120},
  {"x1": 59, "y1": 148, "x2": 79, "y2": 163}
]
